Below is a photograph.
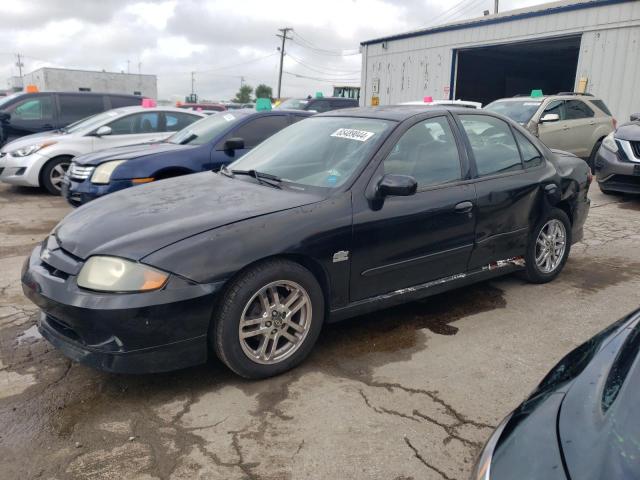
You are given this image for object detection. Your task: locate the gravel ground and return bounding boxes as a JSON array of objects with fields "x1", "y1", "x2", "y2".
[{"x1": 0, "y1": 182, "x2": 639, "y2": 480}]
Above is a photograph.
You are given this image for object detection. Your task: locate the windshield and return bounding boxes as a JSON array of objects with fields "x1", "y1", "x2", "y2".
[
  {"x1": 485, "y1": 100, "x2": 542, "y2": 124},
  {"x1": 65, "y1": 110, "x2": 123, "y2": 134},
  {"x1": 276, "y1": 98, "x2": 309, "y2": 110},
  {"x1": 167, "y1": 112, "x2": 246, "y2": 145},
  {"x1": 229, "y1": 116, "x2": 394, "y2": 189},
  {"x1": 0, "y1": 93, "x2": 22, "y2": 109}
]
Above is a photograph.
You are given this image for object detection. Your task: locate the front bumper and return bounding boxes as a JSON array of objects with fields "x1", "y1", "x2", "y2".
[
  {"x1": 0, "y1": 151, "x2": 49, "y2": 187},
  {"x1": 595, "y1": 145, "x2": 640, "y2": 194},
  {"x1": 22, "y1": 242, "x2": 224, "y2": 373},
  {"x1": 62, "y1": 176, "x2": 135, "y2": 207}
]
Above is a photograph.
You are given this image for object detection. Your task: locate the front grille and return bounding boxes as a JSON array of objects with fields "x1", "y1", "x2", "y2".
[
  {"x1": 631, "y1": 141, "x2": 640, "y2": 158},
  {"x1": 68, "y1": 163, "x2": 94, "y2": 181}
]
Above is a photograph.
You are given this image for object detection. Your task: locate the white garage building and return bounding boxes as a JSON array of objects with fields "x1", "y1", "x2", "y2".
[{"x1": 359, "y1": 0, "x2": 640, "y2": 122}]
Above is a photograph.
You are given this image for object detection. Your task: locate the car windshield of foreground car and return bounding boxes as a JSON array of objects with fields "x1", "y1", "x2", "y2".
[
  {"x1": 167, "y1": 111, "x2": 248, "y2": 145},
  {"x1": 229, "y1": 116, "x2": 393, "y2": 189},
  {"x1": 485, "y1": 100, "x2": 542, "y2": 124},
  {"x1": 276, "y1": 98, "x2": 309, "y2": 110}
]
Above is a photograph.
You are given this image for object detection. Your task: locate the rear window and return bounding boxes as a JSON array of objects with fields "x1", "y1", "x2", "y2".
[
  {"x1": 589, "y1": 99, "x2": 613, "y2": 116},
  {"x1": 110, "y1": 96, "x2": 140, "y2": 109},
  {"x1": 484, "y1": 100, "x2": 542, "y2": 124}
]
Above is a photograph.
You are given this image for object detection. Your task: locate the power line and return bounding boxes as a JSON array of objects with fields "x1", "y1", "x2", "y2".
[
  {"x1": 286, "y1": 55, "x2": 360, "y2": 77},
  {"x1": 195, "y1": 53, "x2": 278, "y2": 74},
  {"x1": 292, "y1": 31, "x2": 360, "y2": 56},
  {"x1": 286, "y1": 52, "x2": 360, "y2": 73},
  {"x1": 283, "y1": 71, "x2": 360, "y2": 84}
]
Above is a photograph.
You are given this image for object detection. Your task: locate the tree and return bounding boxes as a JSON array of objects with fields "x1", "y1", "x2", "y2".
[
  {"x1": 233, "y1": 85, "x2": 253, "y2": 103},
  {"x1": 254, "y1": 84, "x2": 273, "y2": 100}
]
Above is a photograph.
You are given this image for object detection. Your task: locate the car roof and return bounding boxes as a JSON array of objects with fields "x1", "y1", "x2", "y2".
[
  {"x1": 317, "y1": 105, "x2": 474, "y2": 121},
  {"x1": 492, "y1": 94, "x2": 601, "y2": 102},
  {"x1": 108, "y1": 106, "x2": 207, "y2": 115}
]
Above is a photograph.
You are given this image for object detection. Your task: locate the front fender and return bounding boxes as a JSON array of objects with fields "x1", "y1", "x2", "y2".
[{"x1": 142, "y1": 193, "x2": 354, "y2": 309}]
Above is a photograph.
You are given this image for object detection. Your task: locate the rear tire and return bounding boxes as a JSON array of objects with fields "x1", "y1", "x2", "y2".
[
  {"x1": 523, "y1": 209, "x2": 571, "y2": 284},
  {"x1": 41, "y1": 156, "x2": 72, "y2": 195},
  {"x1": 212, "y1": 259, "x2": 324, "y2": 379}
]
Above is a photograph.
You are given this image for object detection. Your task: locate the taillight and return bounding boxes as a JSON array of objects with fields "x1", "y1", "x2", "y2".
[{"x1": 612, "y1": 117, "x2": 618, "y2": 129}]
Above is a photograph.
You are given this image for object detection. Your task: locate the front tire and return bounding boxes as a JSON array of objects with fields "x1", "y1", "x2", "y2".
[
  {"x1": 523, "y1": 209, "x2": 571, "y2": 284},
  {"x1": 41, "y1": 156, "x2": 72, "y2": 195},
  {"x1": 212, "y1": 259, "x2": 324, "y2": 379},
  {"x1": 587, "y1": 139, "x2": 602, "y2": 173}
]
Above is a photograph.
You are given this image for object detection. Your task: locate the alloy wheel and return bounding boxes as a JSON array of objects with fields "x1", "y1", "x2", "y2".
[
  {"x1": 49, "y1": 161, "x2": 70, "y2": 192},
  {"x1": 238, "y1": 280, "x2": 312, "y2": 365},
  {"x1": 535, "y1": 219, "x2": 567, "y2": 274}
]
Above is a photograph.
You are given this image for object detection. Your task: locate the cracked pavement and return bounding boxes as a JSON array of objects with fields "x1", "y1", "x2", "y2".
[{"x1": 1, "y1": 183, "x2": 639, "y2": 480}]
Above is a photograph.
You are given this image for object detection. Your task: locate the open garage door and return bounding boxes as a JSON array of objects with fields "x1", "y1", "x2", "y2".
[{"x1": 454, "y1": 35, "x2": 581, "y2": 106}]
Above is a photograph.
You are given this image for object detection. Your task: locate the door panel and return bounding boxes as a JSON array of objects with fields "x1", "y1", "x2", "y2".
[{"x1": 351, "y1": 184, "x2": 477, "y2": 300}]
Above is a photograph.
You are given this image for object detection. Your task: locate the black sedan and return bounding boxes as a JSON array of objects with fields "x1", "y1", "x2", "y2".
[
  {"x1": 472, "y1": 308, "x2": 640, "y2": 480},
  {"x1": 22, "y1": 106, "x2": 591, "y2": 378}
]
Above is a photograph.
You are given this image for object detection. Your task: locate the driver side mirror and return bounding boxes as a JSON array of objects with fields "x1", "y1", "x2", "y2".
[
  {"x1": 0, "y1": 111, "x2": 10, "y2": 122},
  {"x1": 95, "y1": 125, "x2": 112, "y2": 137},
  {"x1": 540, "y1": 113, "x2": 560, "y2": 123},
  {"x1": 378, "y1": 174, "x2": 417, "y2": 197},
  {"x1": 223, "y1": 137, "x2": 245, "y2": 151}
]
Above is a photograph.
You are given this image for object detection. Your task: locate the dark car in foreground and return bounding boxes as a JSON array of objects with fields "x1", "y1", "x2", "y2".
[
  {"x1": 594, "y1": 120, "x2": 640, "y2": 194},
  {"x1": 23, "y1": 106, "x2": 591, "y2": 378},
  {"x1": 0, "y1": 91, "x2": 141, "y2": 146},
  {"x1": 472, "y1": 308, "x2": 640, "y2": 480},
  {"x1": 62, "y1": 109, "x2": 311, "y2": 206}
]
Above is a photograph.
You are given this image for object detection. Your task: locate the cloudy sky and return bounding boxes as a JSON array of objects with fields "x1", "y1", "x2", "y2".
[{"x1": 2, "y1": 0, "x2": 552, "y2": 102}]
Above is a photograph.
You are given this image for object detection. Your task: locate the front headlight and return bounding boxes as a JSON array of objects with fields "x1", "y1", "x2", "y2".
[
  {"x1": 77, "y1": 256, "x2": 169, "y2": 292},
  {"x1": 469, "y1": 414, "x2": 511, "y2": 480},
  {"x1": 91, "y1": 160, "x2": 126, "y2": 184},
  {"x1": 602, "y1": 132, "x2": 618, "y2": 153},
  {"x1": 10, "y1": 141, "x2": 57, "y2": 157}
]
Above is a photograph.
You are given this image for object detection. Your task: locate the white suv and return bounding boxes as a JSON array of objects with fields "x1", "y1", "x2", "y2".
[{"x1": 0, "y1": 106, "x2": 205, "y2": 194}]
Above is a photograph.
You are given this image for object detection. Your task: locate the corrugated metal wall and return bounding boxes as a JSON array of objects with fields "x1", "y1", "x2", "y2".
[{"x1": 361, "y1": 0, "x2": 640, "y2": 121}]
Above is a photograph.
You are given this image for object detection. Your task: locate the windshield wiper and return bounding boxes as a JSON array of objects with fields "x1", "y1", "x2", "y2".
[
  {"x1": 231, "y1": 169, "x2": 282, "y2": 189},
  {"x1": 219, "y1": 164, "x2": 234, "y2": 177}
]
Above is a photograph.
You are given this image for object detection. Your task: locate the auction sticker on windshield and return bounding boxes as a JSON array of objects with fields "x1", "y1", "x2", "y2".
[{"x1": 331, "y1": 128, "x2": 375, "y2": 142}]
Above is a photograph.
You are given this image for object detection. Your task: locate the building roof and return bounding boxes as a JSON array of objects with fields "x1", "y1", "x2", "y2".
[
  {"x1": 360, "y1": 0, "x2": 635, "y2": 46},
  {"x1": 26, "y1": 66, "x2": 156, "y2": 78}
]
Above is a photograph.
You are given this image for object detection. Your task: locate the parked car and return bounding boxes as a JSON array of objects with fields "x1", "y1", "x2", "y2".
[
  {"x1": 484, "y1": 93, "x2": 615, "y2": 169},
  {"x1": 594, "y1": 120, "x2": 640, "y2": 194},
  {"x1": 0, "y1": 106, "x2": 204, "y2": 194},
  {"x1": 23, "y1": 106, "x2": 591, "y2": 377},
  {"x1": 177, "y1": 102, "x2": 226, "y2": 113},
  {"x1": 277, "y1": 96, "x2": 358, "y2": 112},
  {"x1": 471, "y1": 308, "x2": 640, "y2": 480},
  {"x1": 400, "y1": 99, "x2": 482, "y2": 109},
  {"x1": 62, "y1": 109, "x2": 312, "y2": 206},
  {"x1": 0, "y1": 91, "x2": 142, "y2": 147}
]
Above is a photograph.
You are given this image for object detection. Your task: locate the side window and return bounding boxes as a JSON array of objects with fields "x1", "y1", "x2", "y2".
[
  {"x1": 58, "y1": 95, "x2": 105, "y2": 123},
  {"x1": 108, "y1": 112, "x2": 160, "y2": 135},
  {"x1": 589, "y1": 99, "x2": 612, "y2": 116},
  {"x1": 230, "y1": 116, "x2": 290, "y2": 148},
  {"x1": 110, "y1": 96, "x2": 140, "y2": 109},
  {"x1": 309, "y1": 100, "x2": 331, "y2": 113},
  {"x1": 565, "y1": 100, "x2": 594, "y2": 120},
  {"x1": 164, "y1": 112, "x2": 198, "y2": 132},
  {"x1": 543, "y1": 100, "x2": 565, "y2": 120},
  {"x1": 384, "y1": 116, "x2": 461, "y2": 188},
  {"x1": 459, "y1": 115, "x2": 522, "y2": 176},
  {"x1": 9, "y1": 96, "x2": 54, "y2": 121},
  {"x1": 514, "y1": 130, "x2": 543, "y2": 169}
]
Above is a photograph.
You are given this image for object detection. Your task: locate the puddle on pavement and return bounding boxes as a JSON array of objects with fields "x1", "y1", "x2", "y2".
[
  {"x1": 562, "y1": 257, "x2": 640, "y2": 293},
  {"x1": 316, "y1": 283, "x2": 506, "y2": 361}
]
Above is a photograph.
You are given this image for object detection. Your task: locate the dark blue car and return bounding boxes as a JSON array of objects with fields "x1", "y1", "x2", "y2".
[{"x1": 62, "y1": 109, "x2": 312, "y2": 206}]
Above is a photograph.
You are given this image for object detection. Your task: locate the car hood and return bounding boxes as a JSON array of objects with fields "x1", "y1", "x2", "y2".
[
  {"x1": 55, "y1": 171, "x2": 323, "y2": 261},
  {"x1": 73, "y1": 142, "x2": 193, "y2": 166},
  {"x1": 0, "y1": 131, "x2": 65, "y2": 153},
  {"x1": 614, "y1": 121, "x2": 640, "y2": 141}
]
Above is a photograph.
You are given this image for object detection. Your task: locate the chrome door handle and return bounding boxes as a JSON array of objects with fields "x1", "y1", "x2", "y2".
[{"x1": 455, "y1": 201, "x2": 474, "y2": 214}]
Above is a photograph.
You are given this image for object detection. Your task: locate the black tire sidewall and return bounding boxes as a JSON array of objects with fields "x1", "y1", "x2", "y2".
[
  {"x1": 524, "y1": 209, "x2": 572, "y2": 283},
  {"x1": 41, "y1": 157, "x2": 71, "y2": 195},
  {"x1": 213, "y1": 260, "x2": 325, "y2": 379},
  {"x1": 588, "y1": 140, "x2": 602, "y2": 173}
]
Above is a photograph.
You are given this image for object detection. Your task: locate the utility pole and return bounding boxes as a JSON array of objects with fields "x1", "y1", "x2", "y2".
[
  {"x1": 494, "y1": 0, "x2": 499, "y2": 14},
  {"x1": 276, "y1": 27, "x2": 293, "y2": 100},
  {"x1": 15, "y1": 54, "x2": 24, "y2": 78},
  {"x1": 127, "y1": 59, "x2": 130, "y2": 74},
  {"x1": 191, "y1": 71, "x2": 195, "y2": 95},
  {"x1": 240, "y1": 76, "x2": 245, "y2": 88}
]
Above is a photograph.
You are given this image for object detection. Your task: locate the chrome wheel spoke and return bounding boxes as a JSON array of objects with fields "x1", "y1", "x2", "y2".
[
  {"x1": 535, "y1": 219, "x2": 566, "y2": 274},
  {"x1": 238, "y1": 280, "x2": 312, "y2": 365}
]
